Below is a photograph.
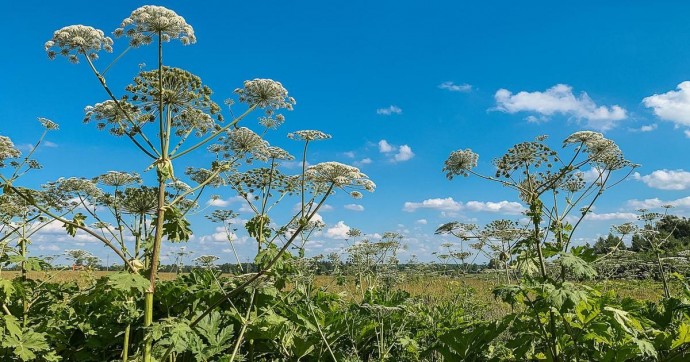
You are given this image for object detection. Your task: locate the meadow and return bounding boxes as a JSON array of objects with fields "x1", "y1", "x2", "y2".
[{"x1": 4, "y1": 4, "x2": 690, "y2": 361}]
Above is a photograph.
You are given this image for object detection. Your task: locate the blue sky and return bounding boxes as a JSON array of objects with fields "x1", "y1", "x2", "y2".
[{"x1": 4, "y1": 1, "x2": 690, "y2": 265}]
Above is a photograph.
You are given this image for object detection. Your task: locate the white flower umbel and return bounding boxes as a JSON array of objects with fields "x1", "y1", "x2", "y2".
[
  {"x1": 287, "y1": 130, "x2": 332, "y2": 141},
  {"x1": 95, "y1": 171, "x2": 142, "y2": 187},
  {"x1": 45, "y1": 25, "x2": 114, "y2": 62},
  {"x1": 306, "y1": 162, "x2": 375, "y2": 195},
  {"x1": 235, "y1": 79, "x2": 295, "y2": 113},
  {"x1": 38, "y1": 118, "x2": 59, "y2": 130},
  {"x1": 0, "y1": 136, "x2": 21, "y2": 167},
  {"x1": 114, "y1": 5, "x2": 196, "y2": 47},
  {"x1": 443, "y1": 149, "x2": 478, "y2": 179}
]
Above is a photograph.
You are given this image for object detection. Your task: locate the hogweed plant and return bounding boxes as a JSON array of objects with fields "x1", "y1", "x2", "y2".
[
  {"x1": 442, "y1": 132, "x2": 656, "y2": 361},
  {"x1": 2, "y1": 5, "x2": 377, "y2": 361}
]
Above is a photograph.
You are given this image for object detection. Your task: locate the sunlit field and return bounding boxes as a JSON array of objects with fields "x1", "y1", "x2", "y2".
[{"x1": 4, "y1": 2, "x2": 690, "y2": 361}]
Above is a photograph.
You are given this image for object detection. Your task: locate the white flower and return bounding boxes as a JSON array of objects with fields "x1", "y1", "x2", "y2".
[
  {"x1": 0, "y1": 135, "x2": 21, "y2": 167},
  {"x1": 45, "y1": 25, "x2": 113, "y2": 62},
  {"x1": 288, "y1": 130, "x2": 332, "y2": 141},
  {"x1": 564, "y1": 131, "x2": 630, "y2": 170},
  {"x1": 306, "y1": 162, "x2": 375, "y2": 194},
  {"x1": 95, "y1": 171, "x2": 142, "y2": 187},
  {"x1": 443, "y1": 149, "x2": 478, "y2": 179},
  {"x1": 235, "y1": 79, "x2": 295, "y2": 112},
  {"x1": 38, "y1": 118, "x2": 59, "y2": 130},
  {"x1": 114, "y1": 5, "x2": 196, "y2": 47}
]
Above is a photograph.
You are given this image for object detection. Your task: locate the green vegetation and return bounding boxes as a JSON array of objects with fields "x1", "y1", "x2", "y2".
[{"x1": 2, "y1": 5, "x2": 690, "y2": 361}]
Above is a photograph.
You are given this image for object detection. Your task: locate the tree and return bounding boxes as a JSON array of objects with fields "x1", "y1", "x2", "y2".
[{"x1": 591, "y1": 233, "x2": 624, "y2": 254}]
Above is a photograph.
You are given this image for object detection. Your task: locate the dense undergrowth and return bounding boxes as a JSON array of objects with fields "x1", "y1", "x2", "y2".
[{"x1": 2, "y1": 4, "x2": 690, "y2": 361}]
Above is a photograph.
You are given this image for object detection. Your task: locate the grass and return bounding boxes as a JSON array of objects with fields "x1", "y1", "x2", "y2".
[{"x1": 1, "y1": 269, "x2": 672, "y2": 320}]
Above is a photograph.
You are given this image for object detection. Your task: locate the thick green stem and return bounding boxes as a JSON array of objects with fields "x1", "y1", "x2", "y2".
[
  {"x1": 143, "y1": 30, "x2": 166, "y2": 362},
  {"x1": 122, "y1": 323, "x2": 131, "y2": 362}
]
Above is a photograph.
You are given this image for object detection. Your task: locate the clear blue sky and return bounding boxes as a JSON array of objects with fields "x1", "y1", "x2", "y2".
[{"x1": 4, "y1": 1, "x2": 690, "y2": 265}]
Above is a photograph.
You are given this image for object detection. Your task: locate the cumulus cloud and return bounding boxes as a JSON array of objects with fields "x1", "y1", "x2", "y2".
[
  {"x1": 637, "y1": 124, "x2": 658, "y2": 132},
  {"x1": 643, "y1": 81, "x2": 690, "y2": 127},
  {"x1": 415, "y1": 219, "x2": 428, "y2": 225},
  {"x1": 404, "y1": 197, "x2": 525, "y2": 215},
  {"x1": 627, "y1": 196, "x2": 690, "y2": 209},
  {"x1": 199, "y1": 226, "x2": 237, "y2": 243},
  {"x1": 378, "y1": 140, "x2": 414, "y2": 162},
  {"x1": 378, "y1": 140, "x2": 394, "y2": 153},
  {"x1": 584, "y1": 212, "x2": 638, "y2": 221},
  {"x1": 376, "y1": 105, "x2": 402, "y2": 115},
  {"x1": 403, "y1": 197, "x2": 462, "y2": 212},
  {"x1": 394, "y1": 145, "x2": 415, "y2": 161},
  {"x1": 438, "y1": 81, "x2": 472, "y2": 92},
  {"x1": 344, "y1": 204, "x2": 365, "y2": 211},
  {"x1": 464, "y1": 201, "x2": 525, "y2": 215},
  {"x1": 354, "y1": 158, "x2": 372, "y2": 167},
  {"x1": 494, "y1": 84, "x2": 627, "y2": 131},
  {"x1": 634, "y1": 169, "x2": 690, "y2": 190},
  {"x1": 326, "y1": 221, "x2": 351, "y2": 239}
]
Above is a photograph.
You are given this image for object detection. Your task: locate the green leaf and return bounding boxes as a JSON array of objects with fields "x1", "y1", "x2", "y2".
[
  {"x1": 63, "y1": 213, "x2": 86, "y2": 237},
  {"x1": 152, "y1": 206, "x2": 192, "y2": 242},
  {"x1": 671, "y1": 322, "x2": 690, "y2": 349},
  {"x1": 106, "y1": 272, "x2": 150, "y2": 293},
  {"x1": 0, "y1": 279, "x2": 14, "y2": 303},
  {"x1": 558, "y1": 252, "x2": 597, "y2": 279}
]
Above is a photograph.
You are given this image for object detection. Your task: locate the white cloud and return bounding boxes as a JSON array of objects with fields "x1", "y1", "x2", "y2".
[
  {"x1": 464, "y1": 201, "x2": 525, "y2": 215},
  {"x1": 403, "y1": 197, "x2": 462, "y2": 212},
  {"x1": 643, "y1": 81, "x2": 690, "y2": 127},
  {"x1": 378, "y1": 140, "x2": 394, "y2": 153},
  {"x1": 44, "y1": 141, "x2": 58, "y2": 148},
  {"x1": 634, "y1": 169, "x2": 690, "y2": 190},
  {"x1": 415, "y1": 219, "x2": 428, "y2": 225},
  {"x1": 344, "y1": 204, "x2": 365, "y2": 211},
  {"x1": 376, "y1": 105, "x2": 402, "y2": 115},
  {"x1": 354, "y1": 158, "x2": 372, "y2": 167},
  {"x1": 326, "y1": 221, "x2": 351, "y2": 239},
  {"x1": 627, "y1": 196, "x2": 690, "y2": 209},
  {"x1": 393, "y1": 145, "x2": 415, "y2": 162},
  {"x1": 379, "y1": 140, "x2": 414, "y2": 162},
  {"x1": 685, "y1": 130, "x2": 690, "y2": 138},
  {"x1": 207, "y1": 195, "x2": 253, "y2": 212},
  {"x1": 404, "y1": 197, "x2": 525, "y2": 215},
  {"x1": 494, "y1": 84, "x2": 627, "y2": 131},
  {"x1": 584, "y1": 212, "x2": 638, "y2": 221},
  {"x1": 199, "y1": 226, "x2": 237, "y2": 243},
  {"x1": 577, "y1": 168, "x2": 603, "y2": 183},
  {"x1": 638, "y1": 124, "x2": 658, "y2": 132},
  {"x1": 343, "y1": 151, "x2": 355, "y2": 158},
  {"x1": 438, "y1": 81, "x2": 472, "y2": 92}
]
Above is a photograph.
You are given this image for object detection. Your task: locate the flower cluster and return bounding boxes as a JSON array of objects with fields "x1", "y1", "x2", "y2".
[
  {"x1": 211, "y1": 127, "x2": 270, "y2": 162},
  {"x1": 125, "y1": 67, "x2": 222, "y2": 136},
  {"x1": 266, "y1": 146, "x2": 295, "y2": 161},
  {"x1": 442, "y1": 149, "x2": 478, "y2": 179},
  {"x1": 43, "y1": 177, "x2": 104, "y2": 207},
  {"x1": 45, "y1": 25, "x2": 113, "y2": 62},
  {"x1": 84, "y1": 100, "x2": 152, "y2": 136},
  {"x1": 564, "y1": 131, "x2": 630, "y2": 170},
  {"x1": 114, "y1": 5, "x2": 196, "y2": 47},
  {"x1": 494, "y1": 141, "x2": 558, "y2": 178},
  {"x1": 306, "y1": 162, "x2": 375, "y2": 195},
  {"x1": 0, "y1": 135, "x2": 21, "y2": 168},
  {"x1": 38, "y1": 118, "x2": 60, "y2": 130},
  {"x1": 287, "y1": 130, "x2": 332, "y2": 142},
  {"x1": 95, "y1": 171, "x2": 142, "y2": 187},
  {"x1": 235, "y1": 79, "x2": 295, "y2": 115}
]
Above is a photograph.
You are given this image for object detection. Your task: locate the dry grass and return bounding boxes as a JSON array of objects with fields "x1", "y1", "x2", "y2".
[{"x1": 1, "y1": 270, "x2": 671, "y2": 317}]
